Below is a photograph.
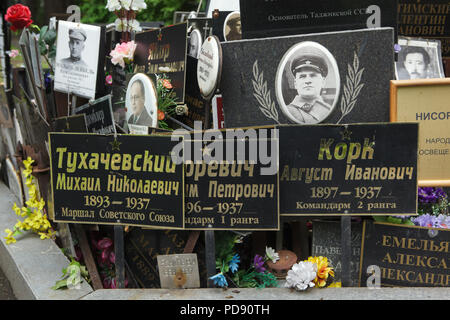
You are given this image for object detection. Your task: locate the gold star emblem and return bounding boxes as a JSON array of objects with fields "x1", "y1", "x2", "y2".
[
  {"x1": 202, "y1": 145, "x2": 212, "y2": 157},
  {"x1": 110, "y1": 139, "x2": 121, "y2": 151},
  {"x1": 340, "y1": 128, "x2": 352, "y2": 141}
]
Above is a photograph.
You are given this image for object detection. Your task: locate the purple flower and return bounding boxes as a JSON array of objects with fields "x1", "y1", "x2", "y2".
[
  {"x1": 412, "y1": 214, "x2": 436, "y2": 227},
  {"x1": 418, "y1": 187, "x2": 447, "y2": 204},
  {"x1": 394, "y1": 44, "x2": 401, "y2": 53},
  {"x1": 253, "y1": 254, "x2": 266, "y2": 273}
]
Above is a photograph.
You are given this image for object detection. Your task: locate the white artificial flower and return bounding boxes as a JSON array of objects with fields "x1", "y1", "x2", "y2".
[
  {"x1": 114, "y1": 18, "x2": 142, "y2": 32},
  {"x1": 130, "y1": 0, "x2": 147, "y2": 11},
  {"x1": 106, "y1": 0, "x2": 122, "y2": 11},
  {"x1": 119, "y1": 0, "x2": 132, "y2": 10},
  {"x1": 285, "y1": 261, "x2": 317, "y2": 291},
  {"x1": 265, "y1": 246, "x2": 279, "y2": 263}
]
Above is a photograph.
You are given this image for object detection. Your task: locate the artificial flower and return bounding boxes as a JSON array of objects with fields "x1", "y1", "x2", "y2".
[
  {"x1": 265, "y1": 246, "x2": 279, "y2": 263},
  {"x1": 114, "y1": 18, "x2": 142, "y2": 32},
  {"x1": 306, "y1": 256, "x2": 335, "y2": 288},
  {"x1": 327, "y1": 282, "x2": 342, "y2": 288},
  {"x1": 418, "y1": 187, "x2": 446, "y2": 204},
  {"x1": 6, "y1": 49, "x2": 19, "y2": 58},
  {"x1": 105, "y1": 74, "x2": 113, "y2": 85},
  {"x1": 110, "y1": 40, "x2": 137, "y2": 69},
  {"x1": 253, "y1": 254, "x2": 266, "y2": 273},
  {"x1": 210, "y1": 272, "x2": 228, "y2": 287},
  {"x1": 229, "y1": 254, "x2": 240, "y2": 274},
  {"x1": 158, "y1": 110, "x2": 165, "y2": 121},
  {"x1": 4, "y1": 4, "x2": 33, "y2": 31},
  {"x1": 162, "y1": 79, "x2": 172, "y2": 89},
  {"x1": 411, "y1": 214, "x2": 450, "y2": 229},
  {"x1": 285, "y1": 261, "x2": 317, "y2": 291},
  {"x1": 105, "y1": 0, "x2": 122, "y2": 11}
]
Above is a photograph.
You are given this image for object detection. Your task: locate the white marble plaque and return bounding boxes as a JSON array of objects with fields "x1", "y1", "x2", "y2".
[
  {"x1": 197, "y1": 36, "x2": 222, "y2": 100},
  {"x1": 157, "y1": 253, "x2": 200, "y2": 289}
]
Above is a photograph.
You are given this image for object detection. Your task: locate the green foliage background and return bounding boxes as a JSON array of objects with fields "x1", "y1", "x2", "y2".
[{"x1": 80, "y1": 0, "x2": 204, "y2": 25}]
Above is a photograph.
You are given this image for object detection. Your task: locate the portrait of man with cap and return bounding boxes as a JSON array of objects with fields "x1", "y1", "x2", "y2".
[
  {"x1": 286, "y1": 53, "x2": 332, "y2": 124},
  {"x1": 224, "y1": 13, "x2": 242, "y2": 41},
  {"x1": 59, "y1": 27, "x2": 89, "y2": 68}
]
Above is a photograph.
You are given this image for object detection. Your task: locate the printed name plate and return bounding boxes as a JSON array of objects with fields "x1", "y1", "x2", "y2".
[
  {"x1": 49, "y1": 133, "x2": 184, "y2": 229},
  {"x1": 359, "y1": 221, "x2": 450, "y2": 287},
  {"x1": 279, "y1": 123, "x2": 418, "y2": 216},
  {"x1": 179, "y1": 129, "x2": 279, "y2": 230},
  {"x1": 240, "y1": 0, "x2": 398, "y2": 40}
]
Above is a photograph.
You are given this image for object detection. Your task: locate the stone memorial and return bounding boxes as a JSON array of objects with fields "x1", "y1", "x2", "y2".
[{"x1": 220, "y1": 28, "x2": 395, "y2": 128}]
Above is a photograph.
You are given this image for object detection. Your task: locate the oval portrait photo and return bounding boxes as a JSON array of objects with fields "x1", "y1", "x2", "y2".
[
  {"x1": 223, "y1": 11, "x2": 242, "y2": 42},
  {"x1": 275, "y1": 41, "x2": 340, "y2": 124},
  {"x1": 188, "y1": 28, "x2": 202, "y2": 59},
  {"x1": 125, "y1": 73, "x2": 158, "y2": 130}
]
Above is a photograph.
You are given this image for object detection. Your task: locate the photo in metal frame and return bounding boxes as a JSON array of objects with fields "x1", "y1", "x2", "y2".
[
  {"x1": 188, "y1": 28, "x2": 202, "y2": 59},
  {"x1": 395, "y1": 37, "x2": 445, "y2": 80}
]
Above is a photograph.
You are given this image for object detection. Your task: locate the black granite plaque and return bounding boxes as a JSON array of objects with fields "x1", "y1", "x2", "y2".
[
  {"x1": 359, "y1": 221, "x2": 450, "y2": 287},
  {"x1": 49, "y1": 133, "x2": 184, "y2": 228},
  {"x1": 134, "y1": 22, "x2": 188, "y2": 104},
  {"x1": 52, "y1": 114, "x2": 87, "y2": 133},
  {"x1": 73, "y1": 95, "x2": 116, "y2": 135},
  {"x1": 279, "y1": 123, "x2": 418, "y2": 216},
  {"x1": 398, "y1": 0, "x2": 450, "y2": 58},
  {"x1": 312, "y1": 219, "x2": 362, "y2": 287},
  {"x1": 173, "y1": 56, "x2": 208, "y2": 128},
  {"x1": 240, "y1": 0, "x2": 398, "y2": 40},
  {"x1": 182, "y1": 134, "x2": 279, "y2": 230},
  {"x1": 220, "y1": 28, "x2": 395, "y2": 128},
  {"x1": 125, "y1": 228, "x2": 207, "y2": 288}
]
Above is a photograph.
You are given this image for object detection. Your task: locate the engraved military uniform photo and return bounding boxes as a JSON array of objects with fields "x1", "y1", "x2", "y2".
[
  {"x1": 188, "y1": 28, "x2": 202, "y2": 59},
  {"x1": 54, "y1": 21, "x2": 100, "y2": 99},
  {"x1": 125, "y1": 73, "x2": 158, "y2": 130},
  {"x1": 275, "y1": 41, "x2": 340, "y2": 124},
  {"x1": 223, "y1": 11, "x2": 242, "y2": 41},
  {"x1": 395, "y1": 38, "x2": 445, "y2": 80}
]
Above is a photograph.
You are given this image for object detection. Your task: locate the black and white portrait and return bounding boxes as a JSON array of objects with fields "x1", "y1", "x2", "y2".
[
  {"x1": 223, "y1": 11, "x2": 241, "y2": 41},
  {"x1": 125, "y1": 73, "x2": 158, "y2": 131},
  {"x1": 54, "y1": 21, "x2": 100, "y2": 99},
  {"x1": 275, "y1": 41, "x2": 340, "y2": 124},
  {"x1": 188, "y1": 28, "x2": 202, "y2": 59},
  {"x1": 395, "y1": 38, "x2": 445, "y2": 80}
]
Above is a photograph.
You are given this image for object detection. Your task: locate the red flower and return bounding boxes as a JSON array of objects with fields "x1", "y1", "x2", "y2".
[
  {"x1": 158, "y1": 110, "x2": 165, "y2": 120},
  {"x1": 162, "y1": 79, "x2": 172, "y2": 89},
  {"x1": 5, "y1": 4, "x2": 33, "y2": 31}
]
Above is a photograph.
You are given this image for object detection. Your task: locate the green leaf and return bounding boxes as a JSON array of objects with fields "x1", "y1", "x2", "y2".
[
  {"x1": 51, "y1": 279, "x2": 68, "y2": 290},
  {"x1": 386, "y1": 216, "x2": 403, "y2": 224},
  {"x1": 373, "y1": 216, "x2": 387, "y2": 222},
  {"x1": 44, "y1": 29, "x2": 57, "y2": 46}
]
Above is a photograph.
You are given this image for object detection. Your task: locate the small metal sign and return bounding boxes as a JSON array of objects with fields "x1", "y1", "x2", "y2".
[
  {"x1": 157, "y1": 253, "x2": 200, "y2": 289},
  {"x1": 359, "y1": 221, "x2": 450, "y2": 287},
  {"x1": 279, "y1": 123, "x2": 418, "y2": 216},
  {"x1": 48, "y1": 133, "x2": 185, "y2": 229},
  {"x1": 73, "y1": 95, "x2": 116, "y2": 135},
  {"x1": 197, "y1": 35, "x2": 222, "y2": 100}
]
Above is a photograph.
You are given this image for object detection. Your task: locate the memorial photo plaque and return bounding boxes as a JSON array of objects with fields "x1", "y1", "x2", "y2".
[
  {"x1": 54, "y1": 21, "x2": 101, "y2": 99},
  {"x1": 73, "y1": 95, "x2": 116, "y2": 135},
  {"x1": 220, "y1": 28, "x2": 395, "y2": 128},
  {"x1": 157, "y1": 253, "x2": 200, "y2": 289},
  {"x1": 391, "y1": 78, "x2": 450, "y2": 186},
  {"x1": 279, "y1": 123, "x2": 418, "y2": 216},
  {"x1": 49, "y1": 133, "x2": 185, "y2": 229},
  {"x1": 359, "y1": 220, "x2": 450, "y2": 287}
]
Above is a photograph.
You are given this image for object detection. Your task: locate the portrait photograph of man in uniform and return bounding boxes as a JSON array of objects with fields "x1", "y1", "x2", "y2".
[
  {"x1": 395, "y1": 38, "x2": 445, "y2": 80},
  {"x1": 59, "y1": 28, "x2": 89, "y2": 68},
  {"x1": 224, "y1": 12, "x2": 242, "y2": 41}
]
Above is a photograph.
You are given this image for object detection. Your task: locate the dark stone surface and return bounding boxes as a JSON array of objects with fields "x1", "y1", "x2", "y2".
[
  {"x1": 220, "y1": 28, "x2": 394, "y2": 128},
  {"x1": 0, "y1": 266, "x2": 15, "y2": 300},
  {"x1": 312, "y1": 219, "x2": 363, "y2": 287}
]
